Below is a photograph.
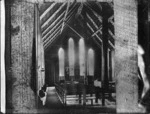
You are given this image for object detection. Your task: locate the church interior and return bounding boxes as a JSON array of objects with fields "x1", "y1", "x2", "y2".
[
  {"x1": 1, "y1": 0, "x2": 150, "y2": 113},
  {"x1": 38, "y1": 1, "x2": 116, "y2": 112}
]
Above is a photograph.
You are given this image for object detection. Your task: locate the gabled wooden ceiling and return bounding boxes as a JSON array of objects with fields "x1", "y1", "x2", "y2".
[{"x1": 39, "y1": 1, "x2": 114, "y2": 52}]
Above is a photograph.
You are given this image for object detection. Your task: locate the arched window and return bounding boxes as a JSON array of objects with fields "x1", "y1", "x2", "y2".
[
  {"x1": 68, "y1": 38, "x2": 75, "y2": 76},
  {"x1": 87, "y1": 48, "x2": 94, "y2": 76},
  {"x1": 58, "y1": 48, "x2": 65, "y2": 77},
  {"x1": 79, "y1": 38, "x2": 85, "y2": 76}
]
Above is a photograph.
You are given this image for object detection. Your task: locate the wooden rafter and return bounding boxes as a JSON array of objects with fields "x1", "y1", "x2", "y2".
[
  {"x1": 42, "y1": 2, "x2": 77, "y2": 37},
  {"x1": 92, "y1": 25, "x2": 102, "y2": 36},
  {"x1": 86, "y1": 13, "x2": 99, "y2": 29},
  {"x1": 62, "y1": 10, "x2": 76, "y2": 31},
  {"x1": 54, "y1": 3, "x2": 78, "y2": 35},
  {"x1": 42, "y1": 16, "x2": 64, "y2": 40},
  {"x1": 43, "y1": 4, "x2": 78, "y2": 50},
  {"x1": 86, "y1": 13, "x2": 102, "y2": 35},
  {"x1": 87, "y1": 22, "x2": 102, "y2": 43},
  {"x1": 40, "y1": 2, "x2": 57, "y2": 20},
  {"x1": 42, "y1": 11, "x2": 65, "y2": 36},
  {"x1": 65, "y1": 22, "x2": 84, "y2": 38},
  {"x1": 44, "y1": 30, "x2": 61, "y2": 49},
  {"x1": 44, "y1": 24, "x2": 62, "y2": 45},
  {"x1": 108, "y1": 29, "x2": 115, "y2": 40},
  {"x1": 41, "y1": 2, "x2": 66, "y2": 29},
  {"x1": 61, "y1": 0, "x2": 70, "y2": 33},
  {"x1": 64, "y1": 2, "x2": 77, "y2": 17},
  {"x1": 65, "y1": 3, "x2": 78, "y2": 21},
  {"x1": 92, "y1": 11, "x2": 102, "y2": 23},
  {"x1": 108, "y1": 40, "x2": 115, "y2": 49},
  {"x1": 87, "y1": 23, "x2": 102, "y2": 48},
  {"x1": 84, "y1": 3, "x2": 102, "y2": 23}
]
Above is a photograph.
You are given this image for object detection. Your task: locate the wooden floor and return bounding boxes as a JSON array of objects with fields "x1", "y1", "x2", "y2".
[{"x1": 38, "y1": 87, "x2": 116, "y2": 114}]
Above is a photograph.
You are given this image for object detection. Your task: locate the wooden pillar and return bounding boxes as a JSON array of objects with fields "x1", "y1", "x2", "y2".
[
  {"x1": 101, "y1": 3, "x2": 109, "y2": 106},
  {"x1": 114, "y1": 0, "x2": 142, "y2": 113},
  {"x1": 9, "y1": 0, "x2": 37, "y2": 113}
]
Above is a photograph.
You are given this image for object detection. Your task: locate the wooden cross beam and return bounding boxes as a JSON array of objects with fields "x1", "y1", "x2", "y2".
[
  {"x1": 87, "y1": 22, "x2": 102, "y2": 44},
  {"x1": 42, "y1": 2, "x2": 77, "y2": 36},
  {"x1": 41, "y1": 2, "x2": 66, "y2": 29},
  {"x1": 40, "y1": 2, "x2": 57, "y2": 20},
  {"x1": 86, "y1": 14, "x2": 102, "y2": 36},
  {"x1": 108, "y1": 40, "x2": 115, "y2": 49},
  {"x1": 65, "y1": 22, "x2": 84, "y2": 38},
  {"x1": 61, "y1": 0, "x2": 71, "y2": 33},
  {"x1": 108, "y1": 29, "x2": 115, "y2": 40},
  {"x1": 43, "y1": 3, "x2": 78, "y2": 49},
  {"x1": 92, "y1": 26, "x2": 102, "y2": 37},
  {"x1": 84, "y1": 2, "x2": 102, "y2": 23},
  {"x1": 86, "y1": 13, "x2": 102, "y2": 40},
  {"x1": 44, "y1": 24, "x2": 62, "y2": 45},
  {"x1": 44, "y1": 30, "x2": 61, "y2": 49},
  {"x1": 87, "y1": 24, "x2": 102, "y2": 48},
  {"x1": 65, "y1": 3, "x2": 78, "y2": 22},
  {"x1": 42, "y1": 11, "x2": 65, "y2": 36},
  {"x1": 86, "y1": 13, "x2": 99, "y2": 29},
  {"x1": 42, "y1": 16, "x2": 64, "y2": 40}
]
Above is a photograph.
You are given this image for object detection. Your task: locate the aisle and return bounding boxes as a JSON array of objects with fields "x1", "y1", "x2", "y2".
[
  {"x1": 38, "y1": 87, "x2": 116, "y2": 114},
  {"x1": 38, "y1": 87, "x2": 66, "y2": 114},
  {"x1": 45, "y1": 87, "x2": 64, "y2": 108}
]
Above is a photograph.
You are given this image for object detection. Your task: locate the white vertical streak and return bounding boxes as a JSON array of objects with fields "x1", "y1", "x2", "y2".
[
  {"x1": 69, "y1": 38, "x2": 75, "y2": 76},
  {"x1": 1, "y1": 0, "x2": 6, "y2": 113},
  {"x1": 79, "y1": 38, "x2": 85, "y2": 76},
  {"x1": 58, "y1": 48, "x2": 65, "y2": 77},
  {"x1": 88, "y1": 49, "x2": 94, "y2": 76}
]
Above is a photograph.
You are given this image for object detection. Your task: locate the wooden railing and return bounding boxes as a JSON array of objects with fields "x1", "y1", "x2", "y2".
[{"x1": 55, "y1": 80, "x2": 116, "y2": 106}]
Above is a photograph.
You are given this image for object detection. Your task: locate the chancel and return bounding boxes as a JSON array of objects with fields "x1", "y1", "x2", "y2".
[{"x1": 1, "y1": 0, "x2": 150, "y2": 113}]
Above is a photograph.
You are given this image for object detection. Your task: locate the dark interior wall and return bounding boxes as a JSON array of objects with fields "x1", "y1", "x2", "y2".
[
  {"x1": 45, "y1": 60, "x2": 50, "y2": 85},
  {"x1": 138, "y1": 0, "x2": 150, "y2": 80},
  {"x1": 45, "y1": 58, "x2": 58, "y2": 86}
]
